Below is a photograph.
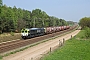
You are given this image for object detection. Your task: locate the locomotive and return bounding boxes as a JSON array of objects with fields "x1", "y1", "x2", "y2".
[{"x1": 21, "y1": 26, "x2": 70, "y2": 39}]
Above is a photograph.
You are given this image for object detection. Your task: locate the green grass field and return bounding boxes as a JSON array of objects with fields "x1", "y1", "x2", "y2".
[{"x1": 41, "y1": 30, "x2": 90, "y2": 60}]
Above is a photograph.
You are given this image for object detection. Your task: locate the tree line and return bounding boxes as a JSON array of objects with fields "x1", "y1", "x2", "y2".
[{"x1": 0, "y1": 0, "x2": 69, "y2": 33}]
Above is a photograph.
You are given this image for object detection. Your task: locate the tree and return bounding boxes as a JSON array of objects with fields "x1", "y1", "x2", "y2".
[
  {"x1": 0, "y1": 0, "x2": 2, "y2": 6},
  {"x1": 17, "y1": 19, "x2": 26, "y2": 32},
  {"x1": 0, "y1": 0, "x2": 2, "y2": 13},
  {"x1": 31, "y1": 9, "x2": 49, "y2": 27},
  {"x1": 61, "y1": 19, "x2": 68, "y2": 26},
  {"x1": 23, "y1": 10, "x2": 31, "y2": 28},
  {"x1": 79, "y1": 17, "x2": 90, "y2": 29},
  {"x1": 0, "y1": 0, "x2": 2, "y2": 33},
  {"x1": 1, "y1": 5, "x2": 15, "y2": 32},
  {"x1": 13, "y1": 6, "x2": 18, "y2": 28}
]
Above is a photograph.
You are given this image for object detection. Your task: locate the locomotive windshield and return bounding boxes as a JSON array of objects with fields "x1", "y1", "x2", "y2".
[{"x1": 21, "y1": 28, "x2": 29, "y2": 33}]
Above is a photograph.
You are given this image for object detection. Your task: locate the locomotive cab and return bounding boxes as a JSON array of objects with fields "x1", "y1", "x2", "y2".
[{"x1": 21, "y1": 29, "x2": 30, "y2": 39}]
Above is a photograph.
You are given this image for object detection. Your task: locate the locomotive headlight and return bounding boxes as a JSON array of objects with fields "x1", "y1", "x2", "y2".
[{"x1": 25, "y1": 30, "x2": 29, "y2": 36}]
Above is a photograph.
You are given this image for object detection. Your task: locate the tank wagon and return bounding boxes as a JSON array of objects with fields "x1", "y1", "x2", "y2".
[{"x1": 21, "y1": 26, "x2": 70, "y2": 39}]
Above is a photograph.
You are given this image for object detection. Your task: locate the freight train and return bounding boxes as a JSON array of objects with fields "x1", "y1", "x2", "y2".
[{"x1": 21, "y1": 26, "x2": 70, "y2": 39}]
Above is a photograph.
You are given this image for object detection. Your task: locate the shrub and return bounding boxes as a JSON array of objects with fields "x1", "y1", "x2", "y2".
[
  {"x1": 10, "y1": 31, "x2": 14, "y2": 36},
  {"x1": 84, "y1": 27, "x2": 90, "y2": 39}
]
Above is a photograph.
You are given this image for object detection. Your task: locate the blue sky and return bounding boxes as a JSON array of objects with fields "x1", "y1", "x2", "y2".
[{"x1": 3, "y1": 0, "x2": 90, "y2": 22}]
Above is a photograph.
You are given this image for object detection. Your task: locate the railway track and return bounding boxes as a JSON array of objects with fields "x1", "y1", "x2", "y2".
[{"x1": 0, "y1": 26, "x2": 77, "y2": 54}]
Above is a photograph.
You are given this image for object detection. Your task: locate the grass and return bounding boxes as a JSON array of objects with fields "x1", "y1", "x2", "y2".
[
  {"x1": 0, "y1": 55, "x2": 2, "y2": 60},
  {"x1": 0, "y1": 33, "x2": 21, "y2": 43},
  {"x1": 41, "y1": 30, "x2": 90, "y2": 60},
  {"x1": 75, "y1": 30, "x2": 86, "y2": 39}
]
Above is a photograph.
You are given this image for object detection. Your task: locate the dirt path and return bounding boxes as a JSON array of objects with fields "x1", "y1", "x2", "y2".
[{"x1": 3, "y1": 30, "x2": 80, "y2": 60}]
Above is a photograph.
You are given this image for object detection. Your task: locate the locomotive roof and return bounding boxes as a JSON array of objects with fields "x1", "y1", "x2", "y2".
[
  {"x1": 24, "y1": 28, "x2": 44, "y2": 31},
  {"x1": 30, "y1": 28, "x2": 40, "y2": 30}
]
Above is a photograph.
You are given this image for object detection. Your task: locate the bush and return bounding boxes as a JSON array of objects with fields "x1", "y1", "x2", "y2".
[
  {"x1": 84, "y1": 27, "x2": 90, "y2": 39},
  {"x1": 10, "y1": 31, "x2": 14, "y2": 36}
]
